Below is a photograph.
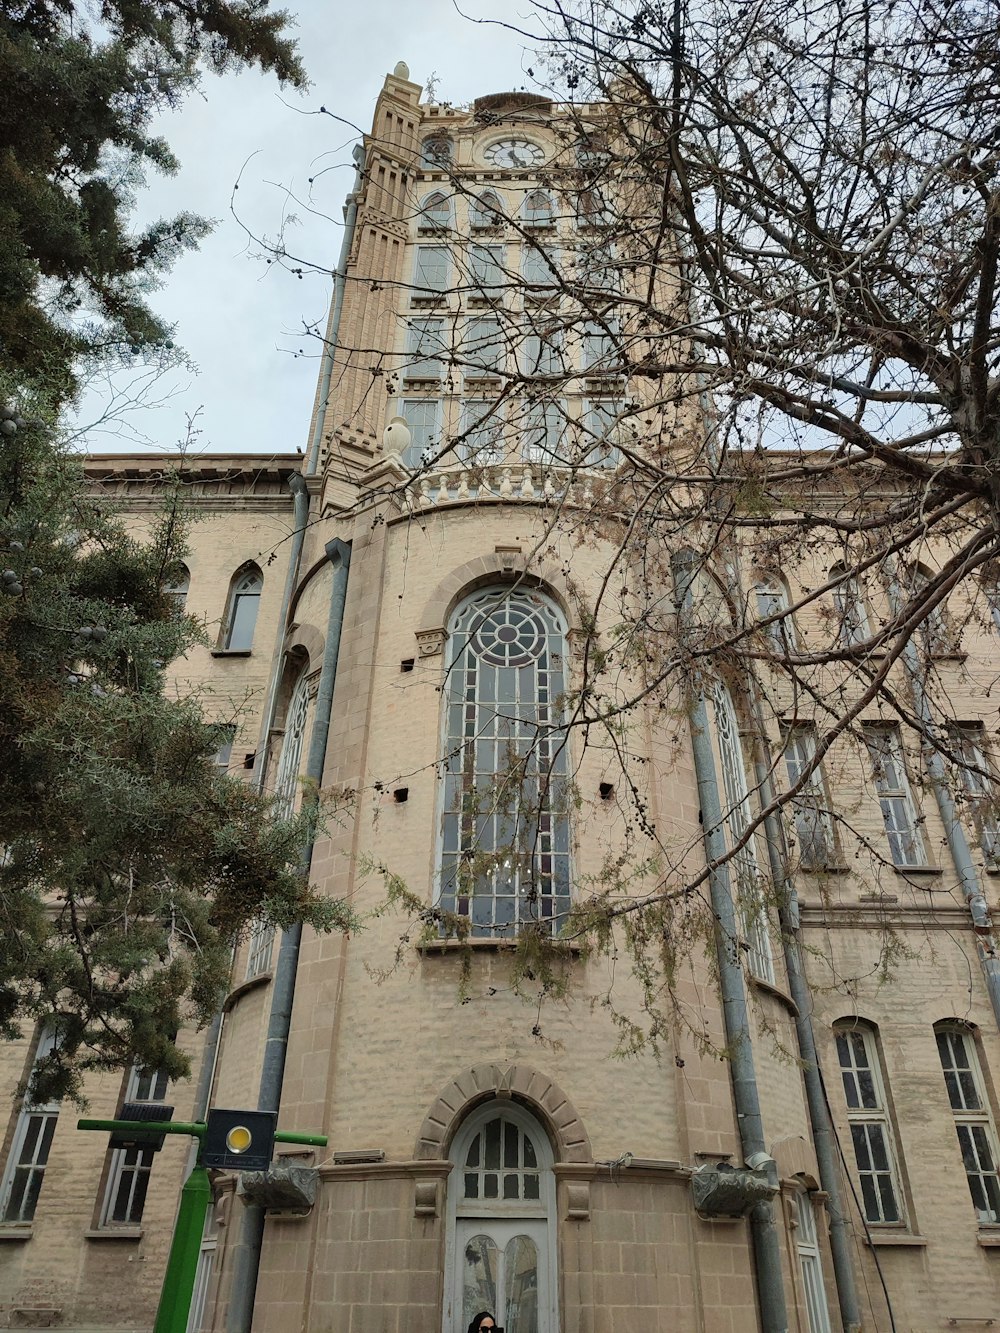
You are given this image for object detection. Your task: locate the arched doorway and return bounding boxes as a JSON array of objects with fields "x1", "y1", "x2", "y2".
[{"x1": 444, "y1": 1100, "x2": 558, "y2": 1333}]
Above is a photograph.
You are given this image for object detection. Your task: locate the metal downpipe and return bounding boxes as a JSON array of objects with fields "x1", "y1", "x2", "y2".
[
  {"x1": 749, "y1": 743, "x2": 862, "y2": 1333},
  {"x1": 306, "y1": 144, "x2": 365, "y2": 476},
  {"x1": 225, "y1": 538, "x2": 352, "y2": 1333}
]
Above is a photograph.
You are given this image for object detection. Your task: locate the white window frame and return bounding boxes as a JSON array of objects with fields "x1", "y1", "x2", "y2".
[
  {"x1": 99, "y1": 1063, "x2": 169, "y2": 1229},
  {"x1": 421, "y1": 137, "x2": 453, "y2": 169},
  {"x1": 831, "y1": 568, "x2": 870, "y2": 647},
  {"x1": 522, "y1": 243, "x2": 559, "y2": 296},
  {"x1": 864, "y1": 725, "x2": 927, "y2": 867},
  {"x1": 462, "y1": 316, "x2": 504, "y2": 379},
  {"x1": 468, "y1": 243, "x2": 506, "y2": 301},
  {"x1": 834, "y1": 1024, "x2": 906, "y2": 1226},
  {"x1": 404, "y1": 317, "x2": 446, "y2": 381},
  {"x1": 459, "y1": 400, "x2": 505, "y2": 465},
  {"x1": 794, "y1": 1189, "x2": 832, "y2": 1333},
  {"x1": 470, "y1": 191, "x2": 502, "y2": 231},
  {"x1": 581, "y1": 398, "x2": 624, "y2": 468},
  {"x1": 950, "y1": 725, "x2": 1000, "y2": 869},
  {"x1": 417, "y1": 190, "x2": 452, "y2": 233},
  {"x1": 186, "y1": 1208, "x2": 219, "y2": 1333},
  {"x1": 520, "y1": 324, "x2": 563, "y2": 379},
  {"x1": 522, "y1": 399, "x2": 566, "y2": 465},
  {"x1": 936, "y1": 1024, "x2": 1000, "y2": 1225},
  {"x1": 398, "y1": 399, "x2": 443, "y2": 470},
  {"x1": 412, "y1": 245, "x2": 450, "y2": 297},
  {"x1": 712, "y1": 682, "x2": 774, "y2": 982},
  {"x1": 521, "y1": 190, "x2": 555, "y2": 229},
  {"x1": 754, "y1": 578, "x2": 796, "y2": 653},
  {"x1": 245, "y1": 920, "x2": 275, "y2": 981},
  {"x1": 0, "y1": 1027, "x2": 61, "y2": 1225},
  {"x1": 782, "y1": 725, "x2": 836, "y2": 869},
  {"x1": 223, "y1": 567, "x2": 262, "y2": 652},
  {"x1": 163, "y1": 564, "x2": 190, "y2": 612},
  {"x1": 211, "y1": 723, "x2": 237, "y2": 772},
  {"x1": 582, "y1": 318, "x2": 620, "y2": 373}
]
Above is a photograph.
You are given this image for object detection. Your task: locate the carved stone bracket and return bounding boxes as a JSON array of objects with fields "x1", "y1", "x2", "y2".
[
  {"x1": 564, "y1": 1181, "x2": 591, "y2": 1221},
  {"x1": 416, "y1": 628, "x2": 445, "y2": 658},
  {"x1": 413, "y1": 1178, "x2": 441, "y2": 1218}
]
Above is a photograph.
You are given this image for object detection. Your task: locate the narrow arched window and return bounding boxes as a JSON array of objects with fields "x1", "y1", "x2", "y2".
[
  {"x1": 754, "y1": 576, "x2": 796, "y2": 652},
  {"x1": 833, "y1": 1020, "x2": 906, "y2": 1225},
  {"x1": 222, "y1": 565, "x2": 262, "y2": 652},
  {"x1": 273, "y1": 669, "x2": 310, "y2": 818},
  {"x1": 439, "y1": 587, "x2": 571, "y2": 937},
  {"x1": 470, "y1": 190, "x2": 502, "y2": 230},
  {"x1": 522, "y1": 190, "x2": 554, "y2": 228},
  {"x1": 935, "y1": 1022, "x2": 1000, "y2": 1224},
  {"x1": 446, "y1": 1101, "x2": 556, "y2": 1333},
  {"x1": 163, "y1": 563, "x2": 190, "y2": 614},
  {"x1": 417, "y1": 190, "x2": 451, "y2": 232},
  {"x1": 830, "y1": 563, "x2": 870, "y2": 647},
  {"x1": 711, "y1": 681, "x2": 773, "y2": 981},
  {"x1": 793, "y1": 1187, "x2": 832, "y2": 1333}
]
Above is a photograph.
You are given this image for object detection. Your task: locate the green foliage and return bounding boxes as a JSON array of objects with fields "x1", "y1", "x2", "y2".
[
  {"x1": 0, "y1": 394, "x2": 352, "y2": 1103},
  {"x1": 0, "y1": 1, "x2": 305, "y2": 402}
]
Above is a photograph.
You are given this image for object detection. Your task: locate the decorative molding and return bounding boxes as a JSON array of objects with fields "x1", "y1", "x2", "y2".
[
  {"x1": 415, "y1": 1062, "x2": 592, "y2": 1163},
  {"x1": 415, "y1": 628, "x2": 445, "y2": 658},
  {"x1": 564, "y1": 1181, "x2": 591, "y2": 1221},
  {"x1": 413, "y1": 1179, "x2": 440, "y2": 1218}
]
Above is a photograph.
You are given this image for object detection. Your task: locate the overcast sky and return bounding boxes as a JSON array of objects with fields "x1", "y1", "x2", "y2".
[{"x1": 74, "y1": 0, "x2": 542, "y2": 457}]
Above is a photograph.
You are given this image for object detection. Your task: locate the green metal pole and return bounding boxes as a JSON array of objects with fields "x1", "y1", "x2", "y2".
[{"x1": 153, "y1": 1161, "x2": 212, "y2": 1333}]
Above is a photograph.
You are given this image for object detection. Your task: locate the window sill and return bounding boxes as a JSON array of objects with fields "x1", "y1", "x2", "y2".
[
  {"x1": 223, "y1": 970, "x2": 273, "y2": 1010},
  {"x1": 799, "y1": 862, "x2": 852, "y2": 875},
  {"x1": 0, "y1": 1226, "x2": 33, "y2": 1241},
  {"x1": 977, "y1": 1231, "x2": 1000, "y2": 1249},
  {"x1": 417, "y1": 936, "x2": 583, "y2": 956},
  {"x1": 211, "y1": 649, "x2": 252, "y2": 659},
  {"x1": 84, "y1": 1228, "x2": 143, "y2": 1241},
  {"x1": 892, "y1": 865, "x2": 943, "y2": 878},
  {"x1": 864, "y1": 1232, "x2": 927, "y2": 1247}
]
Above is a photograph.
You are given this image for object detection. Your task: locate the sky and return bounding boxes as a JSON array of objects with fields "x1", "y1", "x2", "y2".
[{"x1": 74, "y1": 0, "x2": 542, "y2": 457}]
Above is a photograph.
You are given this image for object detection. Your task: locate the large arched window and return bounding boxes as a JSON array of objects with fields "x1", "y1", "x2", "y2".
[
  {"x1": 439, "y1": 587, "x2": 571, "y2": 937},
  {"x1": 222, "y1": 564, "x2": 262, "y2": 652},
  {"x1": 521, "y1": 190, "x2": 554, "y2": 228},
  {"x1": 445, "y1": 1101, "x2": 556, "y2": 1333}
]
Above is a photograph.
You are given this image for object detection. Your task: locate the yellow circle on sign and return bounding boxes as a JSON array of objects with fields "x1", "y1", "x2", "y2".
[{"x1": 226, "y1": 1125, "x2": 253, "y2": 1153}]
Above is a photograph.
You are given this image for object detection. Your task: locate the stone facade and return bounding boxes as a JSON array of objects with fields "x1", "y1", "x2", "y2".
[{"x1": 3, "y1": 66, "x2": 1000, "y2": 1333}]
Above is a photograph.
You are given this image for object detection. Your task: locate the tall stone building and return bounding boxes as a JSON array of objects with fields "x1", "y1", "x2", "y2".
[{"x1": 3, "y1": 65, "x2": 1000, "y2": 1333}]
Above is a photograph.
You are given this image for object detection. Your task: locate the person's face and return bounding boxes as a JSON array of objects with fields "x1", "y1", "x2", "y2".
[{"x1": 479, "y1": 1322, "x2": 496, "y2": 1331}]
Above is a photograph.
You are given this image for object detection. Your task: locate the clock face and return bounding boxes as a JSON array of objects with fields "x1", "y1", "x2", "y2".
[{"x1": 484, "y1": 138, "x2": 545, "y2": 169}]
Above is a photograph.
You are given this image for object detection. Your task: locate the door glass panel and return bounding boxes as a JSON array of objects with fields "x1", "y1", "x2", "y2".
[
  {"x1": 463, "y1": 1236, "x2": 499, "y2": 1329},
  {"x1": 505, "y1": 1235, "x2": 539, "y2": 1333}
]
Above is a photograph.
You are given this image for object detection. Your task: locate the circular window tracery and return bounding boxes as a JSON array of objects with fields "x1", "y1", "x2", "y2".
[{"x1": 471, "y1": 600, "x2": 548, "y2": 666}]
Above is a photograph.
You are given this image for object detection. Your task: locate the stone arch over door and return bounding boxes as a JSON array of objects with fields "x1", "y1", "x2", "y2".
[{"x1": 415, "y1": 1063, "x2": 591, "y2": 1164}]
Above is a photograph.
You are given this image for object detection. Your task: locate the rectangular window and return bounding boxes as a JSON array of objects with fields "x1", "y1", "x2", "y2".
[
  {"x1": 864, "y1": 726, "x2": 927, "y2": 867},
  {"x1": 522, "y1": 244, "x2": 559, "y2": 295},
  {"x1": 795, "y1": 1191, "x2": 832, "y2": 1333},
  {"x1": 469, "y1": 244, "x2": 505, "y2": 300},
  {"x1": 577, "y1": 238, "x2": 619, "y2": 292},
  {"x1": 522, "y1": 400, "x2": 566, "y2": 465},
  {"x1": 462, "y1": 317, "x2": 504, "y2": 377},
  {"x1": 835, "y1": 1026, "x2": 905, "y2": 1225},
  {"x1": 936, "y1": 1026, "x2": 1000, "y2": 1224},
  {"x1": 412, "y1": 245, "x2": 450, "y2": 296},
  {"x1": 0, "y1": 1027, "x2": 60, "y2": 1225},
  {"x1": 755, "y1": 580, "x2": 796, "y2": 653},
  {"x1": 100, "y1": 1063, "x2": 170, "y2": 1228},
  {"x1": 459, "y1": 400, "x2": 505, "y2": 464},
  {"x1": 211, "y1": 723, "x2": 236, "y2": 771},
  {"x1": 951, "y1": 726, "x2": 1000, "y2": 869},
  {"x1": 520, "y1": 325, "x2": 564, "y2": 378},
  {"x1": 783, "y1": 726, "x2": 836, "y2": 869},
  {"x1": 832, "y1": 571, "x2": 870, "y2": 647},
  {"x1": 404, "y1": 317, "x2": 446, "y2": 380},
  {"x1": 582, "y1": 318, "x2": 620, "y2": 372},
  {"x1": 582, "y1": 399, "x2": 624, "y2": 467},
  {"x1": 246, "y1": 920, "x2": 276, "y2": 980},
  {"x1": 398, "y1": 399, "x2": 442, "y2": 469}
]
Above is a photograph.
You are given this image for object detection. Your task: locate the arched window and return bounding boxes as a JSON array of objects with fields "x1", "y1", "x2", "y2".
[
  {"x1": 418, "y1": 190, "x2": 452, "y2": 232},
  {"x1": 273, "y1": 668, "x2": 310, "y2": 818},
  {"x1": 793, "y1": 1187, "x2": 832, "y2": 1333},
  {"x1": 163, "y1": 563, "x2": 190, "y2": 613},
  {"x1": 935, "y1": 1022, "x2": 1000, "y2": 1224},
  {"x1": 439, "y1": 587, "x2": 571, "y2": 937},
  {"x1": 422, "y1": 136, "x2": 452, "y2": 169},
  {"x1": 833, "y1": 1020, "x2": 905, "y2": 1225},
  {"x1": 522, "y1": 190, "x2": 554, "y2": 228},
  {"x1": 829, "y1": 563, "x2": 870, "y2": 647},
  {"x1": 711, "y1": 681, "x2": 773, "y2": 981},
  {"x1": 222, "y1": 564, "x2": 262, "y2": 652},
  {"x1": 446, "y1": 1101, "x2": 556, "y2": 1333},
  {"x1": 754, "y1": 576, "x2": 796, "y2": 652},
  {"x1": 470, "y1": 191, "x2": 503, "y2": 230}
]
